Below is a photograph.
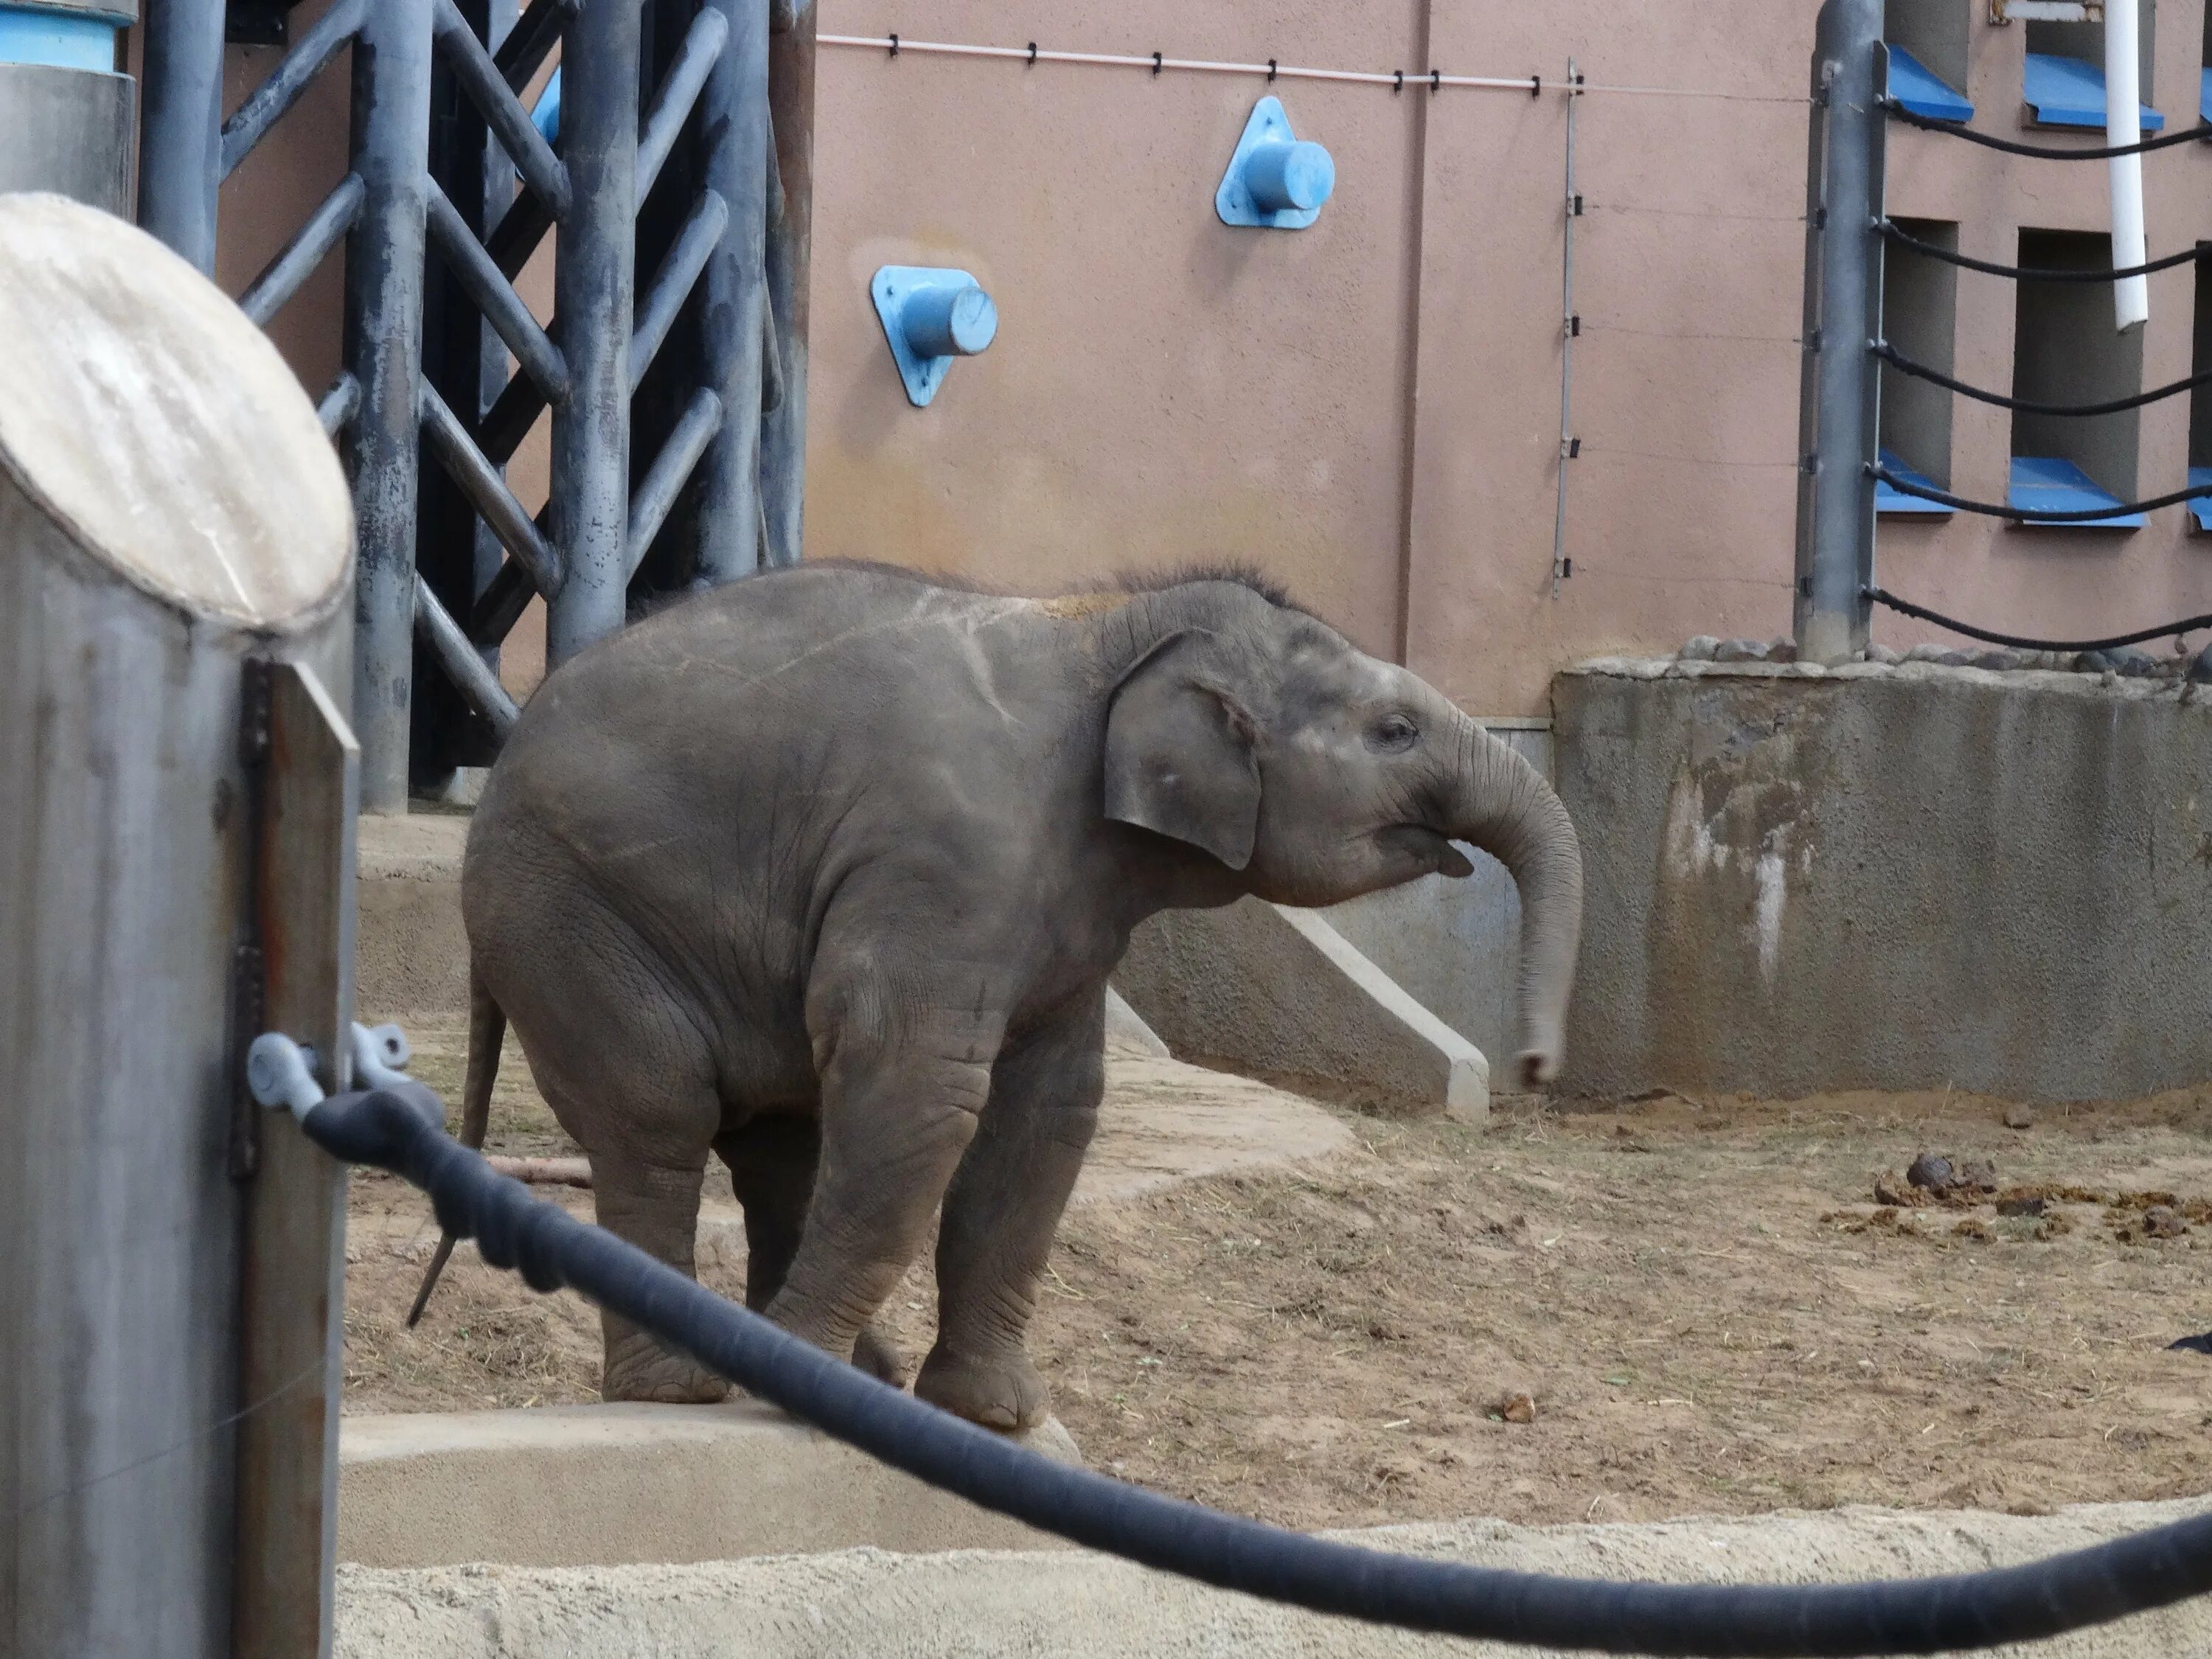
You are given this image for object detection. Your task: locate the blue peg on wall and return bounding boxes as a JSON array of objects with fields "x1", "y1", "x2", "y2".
[
  {"x1": 872, "y1": 266, "x2": 998, "y2": 407},
  {"x1": 1217, "y1": 96, "x2": 1335, "y2": 229}
]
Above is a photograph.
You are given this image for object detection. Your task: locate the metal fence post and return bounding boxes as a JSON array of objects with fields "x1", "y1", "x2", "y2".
[
  {"x1": 761, "y1": 0, "x2": 813, "y2": 568},
  {"x1": 138, "y1": 0, "x2": 226, "y2": 268},
  {"x1": 1793, "y1": 0, "x2": 1885, "y2": 665},
  {"x1": 346, "y1": 0, "x2": 435, "y2": 811},
  {"x1": 695, "y1": 0, "x2": 771, "y2": 582},
  {"x1": 548, "y1": 0, "x2": 642, "y2": 662}
]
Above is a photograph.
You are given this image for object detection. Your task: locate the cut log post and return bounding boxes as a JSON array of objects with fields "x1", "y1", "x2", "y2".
[{"x1": 0, "y1": 195, "x2": 355, "y2": 1659}]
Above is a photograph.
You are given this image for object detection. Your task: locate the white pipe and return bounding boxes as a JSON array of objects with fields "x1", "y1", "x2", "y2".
[
  {"x1": 2106, "y1": 0, "x2": 2150, "y2": 333},
  {"x1": 817, "y1": 35, "x2": 1807, "y2": 103}
]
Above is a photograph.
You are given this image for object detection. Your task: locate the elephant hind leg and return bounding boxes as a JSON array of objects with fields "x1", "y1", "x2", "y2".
[
  {"x1": 498, "y1": 943, "x2": 730, "y2": 1405},
  {"x1": 714, "y1": 1113, "x2": 908, "y2": 1386}
]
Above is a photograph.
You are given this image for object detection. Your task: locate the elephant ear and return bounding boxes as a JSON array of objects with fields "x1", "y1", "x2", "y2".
[{"x1": 1102, "y1": 630, "x2": 1261, "y2": 871}]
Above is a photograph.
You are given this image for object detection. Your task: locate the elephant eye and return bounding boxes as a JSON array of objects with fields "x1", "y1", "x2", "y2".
[{"x1": 1368, "y1": 714, "x2": 1419, "y2": 754}]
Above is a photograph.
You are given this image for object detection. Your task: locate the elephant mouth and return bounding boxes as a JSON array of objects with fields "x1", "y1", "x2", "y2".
[{"x1": 1378, "y1": 824, "x2": 1476, "y2": 879}]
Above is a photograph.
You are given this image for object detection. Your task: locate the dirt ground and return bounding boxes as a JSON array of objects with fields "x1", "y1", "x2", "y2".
[{"x1": 344, "y1": 1020, "x2": 2212, "y2": 1533}]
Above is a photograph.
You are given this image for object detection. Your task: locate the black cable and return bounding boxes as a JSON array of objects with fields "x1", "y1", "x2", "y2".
[
  {"x1": 1883, "y1": 96, "x2": 2212, "y2": 159},
  {"x1": 299, "y1": 1084, "x2": 2212, "y2": 1658},
  {"x1": 1873, "y1": 341, "x2": 2212, "y2": 417},
  {"x1": 1863, "y1": 586, "x2": 2212, "y2": 652},
  {"x1": 1875, "y1": 218, "x2": 2204, "y2": 284},
  {"x1": 1870, "y1": 464, "x2": 2212, "y2": 522}
]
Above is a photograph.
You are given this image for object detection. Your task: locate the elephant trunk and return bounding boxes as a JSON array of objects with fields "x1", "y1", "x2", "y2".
[{"x1": 1441, "y1": 716, "x2": 1585, "y2": 1088}]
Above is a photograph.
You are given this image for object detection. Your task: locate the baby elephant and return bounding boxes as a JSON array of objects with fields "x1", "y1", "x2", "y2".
[{"x1": 414, "y1": 562, "x2": 1583, "y2": 1429}]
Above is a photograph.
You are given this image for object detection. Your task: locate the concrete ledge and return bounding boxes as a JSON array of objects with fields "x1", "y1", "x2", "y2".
[
  {"x1": 1116, "y1": 898, "x2": 1489, "y2": 1119},
  {"x1": 1554, "y1": 663, "x2": 2212, "y2": 1099},
  {"x1": 336, "y1": 1495, "x2": 2212, "y2": 1658},
  {"x1": 338, "y1": 1403, "x2": 1079, "y2": 1569},
  {"x1": 357, "y1": 810, "x2": 472, "y2": 1019}
]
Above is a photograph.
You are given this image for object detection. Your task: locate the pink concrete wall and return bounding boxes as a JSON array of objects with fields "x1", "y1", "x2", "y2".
[
  {"x1": 809, "y1": 0, "x2": 2212, "y2": 712},
  {"x1": 179, "y1": 0, "x2": 2212, "y2": 715}
]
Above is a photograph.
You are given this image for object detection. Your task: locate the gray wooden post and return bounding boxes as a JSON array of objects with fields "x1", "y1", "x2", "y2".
[
  {"x1": 762, "y1": 0, "x2": 814, "y2": 568},
  {"x1": 138, "y1": 0, "x2": 225, "y2": 268},
  {"x1": 695, "y1": 0, "x2": 771, "y2": 583},
  {"x1": 548, "y1": 0, "x2": 642, "y2": 662},
  {"x1": 347, "y1": 0, "x2": 436, "y2": 811},
  {"x1": 0, "y1": 196, "x2": 356, "y2": 1659},
  {"x1": 0, "y1": 0, "x2": 138, "y2": 212},
  {"x1": 1793, "y1": 0, "x2": 1885, "y2": 665}
]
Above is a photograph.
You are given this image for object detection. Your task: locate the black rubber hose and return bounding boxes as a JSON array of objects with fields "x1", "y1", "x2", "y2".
[
  {"x1": 1863, "y1": 586, "x2": 2212, "y2": 653},
  {"x1": 1870, "y1": 464, "x2": 2212, "y2": 523},
  {"x1": 1875, "y1": 218, "x2": 2202, "y2": 284},
  {"x1": 1882, "y1": 97, "x2": 2212, "y2": 159},
  {"x1": 302, "y1": 1086, "x2": 2212, "y2": 1658},
  {"x1": 1873, "y1": 341, "x2": 2212, "y2": 417}
]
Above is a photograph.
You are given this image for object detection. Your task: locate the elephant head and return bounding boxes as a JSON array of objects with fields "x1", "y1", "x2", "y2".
[{"x1": 1102, "y1": 585, "x2": 1584, "y2": 1086}]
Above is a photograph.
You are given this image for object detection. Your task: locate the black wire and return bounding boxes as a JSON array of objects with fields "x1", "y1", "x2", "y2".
[
  {"x1": 1883, "y1": 96, "x2": 2212, "y2": 159},
  {"x1": 1865, "y1": 585, "x2": 2212, "y2": 652},
  {"x1": 1876, "y1": 219, "x2": 2204, "y2": 284},
  {"x1": 1874, "y1": 341, "x2": 2212, "y2": 417},
  {"x1": 1870, "y1": 464, "x2": 2212, "y2": 522},
  {"x1": 301, "y1": 1084, "x2": 2212, "y2": 1658}
]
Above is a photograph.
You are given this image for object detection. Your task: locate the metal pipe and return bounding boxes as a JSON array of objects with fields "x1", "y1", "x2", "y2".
[
  {"x1": 220, "y1": 0, "x2": 367, "y2": 179},
  {"x1": 635, "y1": 5, "x2": 729, "y2": 202},
  {"x1": 345, "y1": 0, "x2": 436, "y2": 811},
  {"x1": 493, "y1": 0, "x2": 572, "y2": 88},
  {"x1": 1792, "y1": 0, "x2": 1883, "y2": 666},
  {"x1": 319, "y1": 372, "x2": 362, "y2": 436},
  {"x1": 547, "y1": 0, "x2": 641, "y2": 661},
  {"x1": 762, "y1": 0, "x2": 814, "y2": 568},
  {"x1": 630, "y1": 188, "x2": 729, "y2": 391},
  {"x1": 137, "y1": 0, "x2": 225, "y2": 270},
  {"x1": 1550, "y1": 58, "x2": 1578, "y2": 599},
  {"x1": 415, "y1": 574, "x2": 521, "y2": 732},
  {"x1": 431, "y1": 0, "x2": 571, "y2": 218},
  {"x1": 420, "y1": 383, "x2": 563, "y2": 596},
  {"x1": 241, "y1": 172, "x2": 365, "y2": 327},
  {"x1": 2104, "y1": 0, "x2": 2149, "y2": 333},
  {"x1": 627, "y1": 387, "x2": 725, "y2": 577},
  {"x1": 694, "y1": 0, "x2": 771, "y2": 582},
  {"x1": 425, "y1": 181, "x2": 568, "y2": 400}
]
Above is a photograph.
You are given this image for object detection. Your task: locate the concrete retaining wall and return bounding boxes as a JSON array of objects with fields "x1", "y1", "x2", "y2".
[
  {"x1": 335, "y1": 1496, "x2": 2212, "y2": 1658},
  {"x1": 1554, "y1": 658, "x2": 2212, "y2": 1102},
  {"x1": 338, "y1": 1405, "x2": 1077, "y2": 1569}
]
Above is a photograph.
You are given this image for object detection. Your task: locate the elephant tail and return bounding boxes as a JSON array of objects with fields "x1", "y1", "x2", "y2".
[{"x1": 405, "y1": 967, "x2": 507, "y2": 1327}]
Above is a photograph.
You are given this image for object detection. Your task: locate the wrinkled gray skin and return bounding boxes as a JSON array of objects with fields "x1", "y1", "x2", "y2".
[{"x1": 453, "y1": 563, "x2": 1583, "y2": 1427}]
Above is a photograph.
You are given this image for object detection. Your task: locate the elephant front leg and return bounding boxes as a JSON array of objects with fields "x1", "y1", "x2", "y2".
[
  {"x1": 917, "y1": 995, "x2": 1105, "y2": 1432},
  {"x1": 762, "y1": 983, "x2": 998, "y2": 1365}
]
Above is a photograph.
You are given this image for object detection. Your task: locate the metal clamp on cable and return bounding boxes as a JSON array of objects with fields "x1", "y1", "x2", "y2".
[{"x1": 247, "y1": 1021, "x2": 422, "y2": 1123}]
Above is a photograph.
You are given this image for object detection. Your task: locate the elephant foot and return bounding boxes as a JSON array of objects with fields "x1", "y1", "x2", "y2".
[
  {"x1": 852, "y1": 1323, "x2": 908, "y2": 1387},
  {"x1": 914, "y1": 1343, "x2": 1049, "y2": 1431},
  {"x1": 602, "y1": 1337, "x2": 731, "y2": 1405}
]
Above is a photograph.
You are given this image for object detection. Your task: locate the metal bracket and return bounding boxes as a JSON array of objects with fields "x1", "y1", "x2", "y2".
[
  {"x1": 871, "y1": 266, "x2": 998, "y2": 408},
  {"x1": 248, "y1": 1023, "x2": 413, "y2": 1123},
  {"x1": 1215, "y1": 95, "x2": 1335, "y2": 230}
]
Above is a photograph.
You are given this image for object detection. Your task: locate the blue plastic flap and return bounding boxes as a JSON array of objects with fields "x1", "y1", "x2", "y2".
[
  {"x1": 0, "y1": 4, "x2": 122, "y2": 72},
  {"x1": 532, "y1": 66, "x2": 561, "y2": 145},
  {"x1": 2009, "y1": 454, "x2": 2143, "y2": 527},
  {"x1": 1887, "y1": 46, "x2": 1972, "y2": 122},
  {"x1": 2189, "y1": 466, "x2": 2212, "y2": 532},
  {"x1": 2200, "y1": 65, "x2": 2212, "y2": 125},
  {"x1": 2023, "y1": 53, "x2": 2163, "y2": 131},
  {"x1": 1875, "y1": 448, "x2": 1953, "y2": 515}
]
